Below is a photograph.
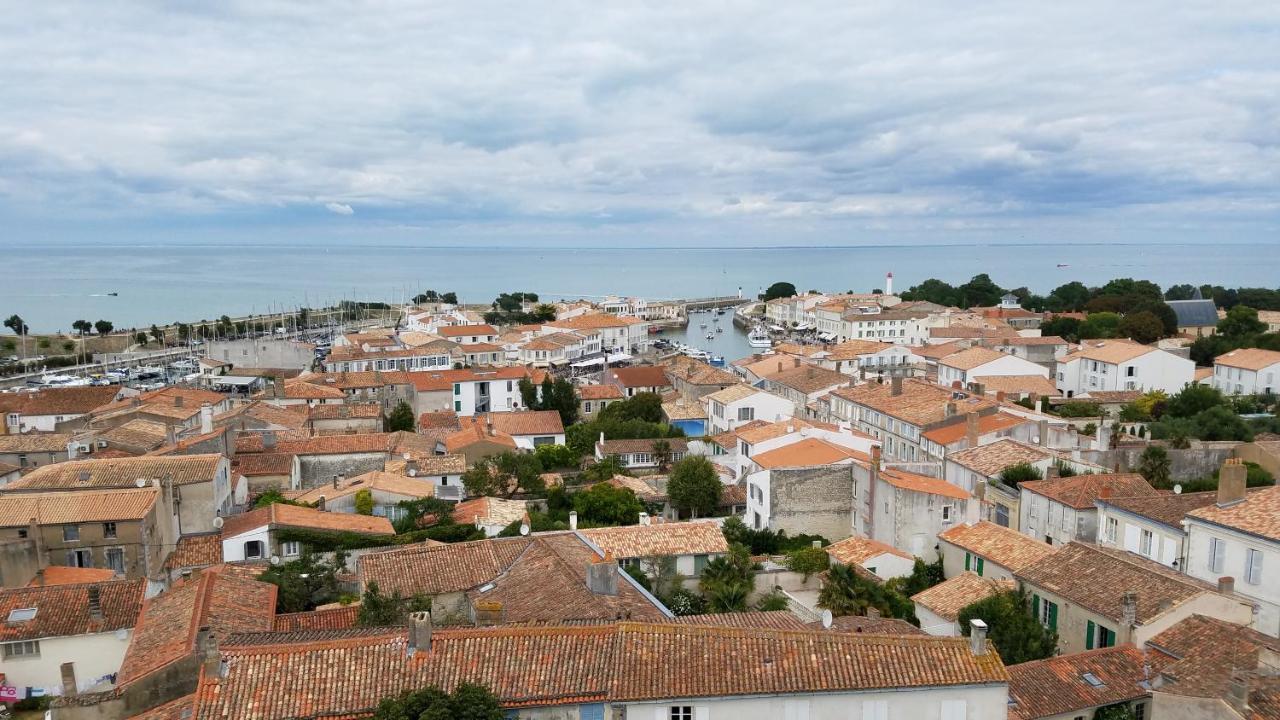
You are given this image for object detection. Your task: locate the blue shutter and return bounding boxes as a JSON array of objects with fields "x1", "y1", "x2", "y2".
[{"x1": 579, "y1": 704, "x2": 605, "y2": 720}]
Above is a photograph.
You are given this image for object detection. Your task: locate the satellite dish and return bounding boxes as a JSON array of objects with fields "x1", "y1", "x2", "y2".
[
  {"x1": 270, "y1": 555, "x2": 281, "y2": 565},
  {"x1": 135, "y1": 478, "x2": 148, "y2": 488},
  {"x1": 519, "y1": 523, "x2": 530, "y2": 536},
  {"x1": 821, "y1": 609, "x2": 833, "y2": 629},
  {"x1": 1174, "y1": 484, "x2": 1183, "y2": 495},
  {"x1": 212, "y1": 516, "x2": 224, "y2": 529},
  {"x1": 408, "y1": 468, "x2": 417, "y2": 477}
]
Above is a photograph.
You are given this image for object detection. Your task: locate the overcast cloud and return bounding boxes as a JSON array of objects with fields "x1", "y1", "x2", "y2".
[{"x1": 1, "y1": 1, "x2": 1277, "y2": 246}]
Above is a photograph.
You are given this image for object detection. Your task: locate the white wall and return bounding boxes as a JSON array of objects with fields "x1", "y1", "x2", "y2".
[
  {"x1": 1095, "y1": 506, "x2": 1183, "y2": 568},
  {"x1": 0, "y1": 630, "x2": 132, "y2": 694},
  {"x1": 914, "y1": 604, "x2": 960, "y2": 637},
  {"x1": 623, "y1": 683, "x2": 1008, "y2": 720},
  {"x1": 222, "y1": 526, "x2": 270, "y2": 562},
  {"x1": 1185, "y1": 521, "x2": 1280, "y2": 638}
]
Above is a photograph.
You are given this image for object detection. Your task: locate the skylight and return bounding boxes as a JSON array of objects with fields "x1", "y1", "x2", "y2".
[
  {"x1": 1082, "y1": 672, "x2": 1105, "y2": 688},
  {"x1": 7, "y1": 607, "x2": 37, "y2": 622}
]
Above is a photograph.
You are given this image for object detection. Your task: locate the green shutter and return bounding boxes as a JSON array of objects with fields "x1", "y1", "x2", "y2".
[
  {"x1": 1032, "y1": 594, "x2": 1040, "y2": 619},
  {"x1": 1101, "y1": 627, "x2": 1115, "y2": 648},
  {"x1": 964, "y1": 553, "x2": 971, "y2": 571},
  {"x1": 1086, "y1": 620, "x2": 1095, "y2": 649},
  {"x1": 976, "y1": 557, "x2": 985, "y2": 577},
  {"x1": 1048, "y1": 602, "x2": 1058, "y2": 631}
]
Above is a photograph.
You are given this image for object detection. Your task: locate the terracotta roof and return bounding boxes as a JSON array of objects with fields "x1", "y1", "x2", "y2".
[
  {"x1": 8, "y1": 385, "x2": 121, "y2": 416},
  {"x1": 1215, "y1": 347, "x2": 1280, "y2": 371},
  {"x1": 929, "y1": 326, "x2": 1018, "y2": 339},
  {"x1": 912, "y1": 342, "x2": 966, "y2": 360},
  {"x1": 581, "y1": 521, "x2": 729, "y2": 559},
  {"x1": 1007, "y1": 646, "x2": 1152, "y2": 720},
  {"x1": 671, "y1": 611, "x2": 809, "y2": 630},
  {"x1": 1147, "y1": 614, "x2": 1280, "y2": 702},
  {"x1": 464, "y1": 410, "x2": 564, "y2": 437},
  {"x1": 407, "y1": 367, "x2": 530, "y2": 392},
  {"x1": 608, "y1": 365, "x2": 671, "y2": 388},
  {"x1": 810, "y1": 615, "x2": 928, "y2": 635},
  {"x1": 832, "y1": 379, "x2": 996, "y2": 427},
  {"x1": 704, "y1": 384, "x2": 763, "y2": 404},
  {"x1": 0, "y1": 487, "x2": 159, "y2": 527},
  {"x1": 818, "y1": 339, "x2": 897, "y2": 361},
  {"x1": 272, "y1": 605, "x2": 360, "y2": 632},
  {"x1": 392, "y1": 453, "x2": 466, "y2": 476},
  {"x1": 165, "y1": 533, "x2": 224, "y2": 570},
  {"x1": 661, "y1": 356, "x2": 740, "y2": 386},
  {"x1": 939, "y1": 346, "x2": 1013, "y2": 371},
  {"x1": 1185, "y1": 484, "x2": 1280, "y2": 541},
  {"x1": 880, "y1": 468, "x2": 971, "y2": 500},
  {"x1": 274, "y1": 380, "x2": 347, "y2": 400},
  {"x1": 213, "y1": 401, "x2": 309, "y2": 430},
  {"x1": 417, "y1": 409, "x2": 461, "y2": 430},
  {"x1": 0, "y1": 432, "x2": 74, "y2": 453},
  {"x1": 219, "y1": 503, "x2": 395, "y2": 539},
  {"x1": 1016, "y1": 542, "x2": 1215, "y2": 624},
  {"x1": 237, "y1": 432, "x2": 413, "y2": 456},
  {"x1": 945, "y1": 438, "x2": 1052, "y2": 476},
  {"x1": 576, "y1": 384, "x2": 624, "y2": 400},
  {"x1": 437, "y1": 324, "x2": 497, "y2": 337},
  {"x1": 129, "y1": 695, "x2": 196, "y2": 720},
  {"x1": 444, "y1": 423, "x2": 518, "y2": 452},
  {"x1": 937, "y1": 522, "x2": 1056, "y2": 572},
  {"x1": 661, "y1": 398, "x2": 707, "y2": 421},
  {"x1": 1019, "y1": 473, "x2": 1157, "y2": 510},
  {"x1": 231, "y1": 452, "x2": 296, "y2": 477},
  {"x1": 826, "y1": 536, "x2": 912, "y2": 565},
  {"x1": 912, "y1": 572, "x2": 1014, "y2": 621},
  {"x1": 307, "y1": 403, "x2": 382, "y2": 420},
  {"x1": 6, "y1": 453, "x2": 224, "y2": 489},
  {"x1": 292, "y1": 471, "x2": 437, "y2": 505},
  {"x1": 766, "y1": 363, "x2": 849, "y2": 394},
  {"x1": 359, "y1": 537, "x2": 533, "y2": 596},
  {"x1": 0, "y1": 578, "x2": 145, "y2": 641},
  {"x1": 1078, "y1": 390, "x2": 1143, "y2": 403},
  {"x1": 194, "y1": 623, "x2": 1008, "y2": 719},
  {"x1": 751, "y1": 437, "x2": 867, "y2": 469},
  {"x1": 1061, "y1": 340, "x2": 1156, "y2": 365},
  {"x1": 606, "y1": 474, "x2": 667, "y2": 503},
  {"x1": 548, "y1": 313, "x2": 645, "y2": 330},
  {"x1": 735, "y1": 417, "x2": 844, "y2": 445},
  {"x1": 1098, "y1": 490, "x2": 1258, "y2": 530},
  {"x1": 994, "y1": 336, "x2": 1069, "y2": 347},
  {"x1": 117, "y1": 570, "x2": 277, "y2": 687},
  {"x1": 596, "y1": 437, "x2": 690, "y2": 455},
  {"x1": 452, "y1": 496, "x2": 528, "y2": 528},
  {"x1": 100, "y1": 419, "x2": 171, "y2": 449},
  {"x1": 26, "y1": 566, "x2": 118, "y2": 586},
  {"x1": 971, "y1": 374, "x2": 1060, "y2": 397},
  {"x1": 923, "y1": 414, "x2": 1029, "y2": 447}
]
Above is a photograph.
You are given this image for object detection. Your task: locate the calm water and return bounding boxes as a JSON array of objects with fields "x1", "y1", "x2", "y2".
[
  {"x1": 659, "y1": 308, "x2": 755, "y2": 363},
  {"x1": 0, "y1": 242, "x2": 1276, "y2": 332}
]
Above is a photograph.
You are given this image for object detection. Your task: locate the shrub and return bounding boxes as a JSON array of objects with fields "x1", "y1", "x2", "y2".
[
  {"x1": 354, "y1": 488, "x2": 374, "y2": 516},
  {"x1": 1055, "y1": 401, "x2": 1102, "y2": 418},
  {"x1": 785, "y1": 547, "x2": 830, "y2": 582},
  {"x1": 998, "y1": 463, "x2": 1042, "y2": 487},
  {"x1": 957, "y1": 589, "x2": 1057, "y2": 665}
]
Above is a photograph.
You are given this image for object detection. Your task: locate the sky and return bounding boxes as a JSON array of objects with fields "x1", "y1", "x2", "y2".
[{"x1": 1, "y1": 1, "x2": 1278, "y2": 248}]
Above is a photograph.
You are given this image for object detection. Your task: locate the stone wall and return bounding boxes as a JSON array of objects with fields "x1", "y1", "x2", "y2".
[
  {"x1": 1078, "y1": 442, "x2": 1238, "y2": 480},
  {"x1": 299, "y1": 452, "x2": 387, "y2": 488},
  {"x1": 769, "y1": 465, "x2": 855, "y2": 541},
  {"x1": 0, "y1": 537, "x2": 39, "y2": 588}
]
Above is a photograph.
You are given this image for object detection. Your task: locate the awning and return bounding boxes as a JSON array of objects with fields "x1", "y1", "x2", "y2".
[
  {"x1": 768, "y1": 325, "x2": 785, "y2": 332},
  {"x1": 570, "y1": 358, "x2": 604, "y2": 368},
  {"x1": 213, "y1": 375, "x2": 261, "y2": 386},
  {"x1": 606, "y1": 352, "x2": 632, "y2": 363},
  {"x1": 818, "y1": 332, "x2": 836, "y2": 341}
]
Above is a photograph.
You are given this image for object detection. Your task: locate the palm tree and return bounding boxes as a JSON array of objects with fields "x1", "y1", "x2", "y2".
[
  {"x1": 818, "y1": 564, "x2": 866, "y2": 616},
  {"x1": 651, "y1": 439, "x2": 672, "y2": 473}
]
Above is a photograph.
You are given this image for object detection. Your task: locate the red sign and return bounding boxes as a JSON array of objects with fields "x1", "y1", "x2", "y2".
[{"x1": 0, "y1": 685, "x2": 20, "y2": 702}]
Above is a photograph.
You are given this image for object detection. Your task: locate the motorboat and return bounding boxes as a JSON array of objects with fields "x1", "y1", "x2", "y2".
[
  {"x1": 709, "y1": 355, "x2": 725, "y2": 366},
  {"x1": 699, "y1": 323, "x2": 707, "y2": 329},
  {"x1": 716, "y1": 327, "x2": 723, "y2": 333},
  {"x1": 748, "y1": 326, "x2": 772, "y2": 348},
  {"x1": 168, "y1": 359, "x2": 197, "y2": 371}
]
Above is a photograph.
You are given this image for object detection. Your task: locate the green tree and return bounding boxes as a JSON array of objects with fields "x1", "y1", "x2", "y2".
[
  {"x1": 532, "y1": 443, "x2": 578, "y2": 470},
  {"x1": 667, "y1": 456, "x2": 721, "y2": 518},
  {"x1": 1217, "y1": 305, "x2": 1266, "y2": 337},
  {"x1": 372, "y1": 684, "x2": 502, "y2": 720},
  {"x1": 356, "y1": 581, "x2": 431, "y2": 627},
  {"x1": 900, "y1": 278, "x2": 960, "y2": 307},
  {"x1": 755, "y1": 589, "x2": 790, "y2": 611},
  {"x1": 1164, "y1": 284, "x2": 1198, "y2": 301},
  {"x1": 651, "y1": 439, "x2": 672, "y2": 473},
  {"x1": 1040, "y1": 316, "x2": 1082, "y2": 342},
  {"x1": 384, "y1": 401, "x2": 416, "y2": 432},
  {"x1": 1137, "y1": 446, "x2": 1171, "y2": 487},
  {"x1": 699, "y1": 544, "x2": 758, "y2": 613},
  {"x1": 1092, "y1": 704, "x2": 1138, "y2": 720},
  {"x1": 600, "y1": 391, "x2": 665, "y2": 423},
  {"x1": 134, "y1": 332, "x2": 149, "y2": 346},
  {"x1": 572, "y1": 482, "x2": 646, "y2": 525},
  {"x1": 3, "y1": 315, "x2": 28, "y2": 336},
  {"x1": 72, "y1": 319, "x2": 92, "y2": 336},
  {"x1": 93, "y1": 319, "x2": 113, "y2": 337},
  {"x1": 259, "y1": 551, "x2": 348, "y2": 613},
  {"x1": 761, "y1": 282, "x2": 797, "y2": 301},
  {"x1": 817, "y1": 563, "x2": 916, "y2": 621},
  {"x1": 150, "y1": 324, "x2": 164, "y2": 345},
  {"x1": 957, "y1": 273, "x2": 1005, "y2": 308},
  {"x1": 889, "y1": 557, "x2": 946, "y2": 597},
  {"x1": 354, "y1": 488, "x2": 374, "y2": 515},
  {"x1": 956, "y1": 589, "x2": 1057, "y2": 664},
  {"x1": 1117, "y1": 310, "x2": 1165, "y2": 344},
  {"x1": 999, "y1": 462, "x2": 1043, "y2": 488},
  {"x1": 1165, "y1": 384, "x2": 1225, "y2": 418},
  {"x1": 1047, "y1": 281, "x2": 1092, "y2": 312},
  {"x1": 1078, "y1": 312, "x2": 1121, "y2": 339},
  {"x1": 461, "y1": 452, "x2": 545, "y2": 498},
  {"x1": 785, "y1": 546, "x2": 829, "y2": 583},
  {"x1": 580, "y1": 453, "x2": 629, "y2": 483}
]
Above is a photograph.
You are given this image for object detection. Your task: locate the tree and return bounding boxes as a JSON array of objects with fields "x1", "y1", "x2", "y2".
[
  {"x1": 518, "y1": 377, "x2": 579, "y2": 426},
  {"x1": 785, "y1": 547, "x2": 829, "y2": 583},
  {"x1": 699, "y1": 544, "x2": 758, "y2": 613},
  {"x1": 356, "y1": 581, "x2": 430, "y2": 626},
  {"x1": 258, "y1": 551, "x2": 348, "y2": 613},
  {"x1": 956, "y1": 589, "x2": 1057, "y2": 664},
  {"x1": 72, "y1": 319, "x2": 92, "y2": 336},
  {"x1": 901, "y1": 278, "x2": 960, "y2": 307},
  {"x1": 1078, "y1": 312, "x2": 1121, "y2": 339},
  {"x1": 600, "y1": 392, "x2": 664, "y2": 423},
  {"x1": 999, "y1": 463, "x2": 1042, "y2": 488},
  {"x1": 134, "y1": 332, "x2": 149, "y2": 346},
  {"x1": 667, "y1": 456, "x2": 721, "y2": 518},
  {"x1": 651, "y1": 439, "x2": 672, "y2": 473},
  {"x1": 372, "y1": 684, "x2": 503, "y2": 720},
  {"x1": 580, "y1": 454, "x2": 629, "y2": 483},
  {"x1": 461, "y1": 452, "x2": 544, "y2": 498},
  {"x1": 1164, "y1": 284, "x2": 1198, "y2": 301},
  {"x1": 572, "y1": 482, "x2": 644, "y2": 526},
  {"x1": 761, "y1": 282, "x2": 797, "y2": 301},
  {"x1": 93, "y1": 319, "x2": 113, "y2": 337},
  {"x1": 354, "y1": 488, "x2": 374, "y2": 515},
  {"x1": 889, "y1": 557, "x2": 946, "y2": 597},
  {"x1": 1040, "y1": 316, "x2": 1082, "y2": 342},
  {"x1": 957, "y1": 273, "x2": 1005, "y2": 308},
  {"x1": 1117, "y1": 311, "x2": 1165, "y2": 344},
  {"x1": 1165, "y1": 384, "x2": 1225, "y2": 418},
  {"x1": 1047, "y1": 281, "x2": 1092, "y2": 312},
  {"x1": 1218, "y1": 305, "x2": 1267, "y2": 338},
  {"x1": 384, "y1": 401, "x2": 416, "y2": 432},
  {"x1": 150, "y1": 324, "x2": 164, "y2": 345},
  {"x1": 1093, "y1": 704, "x2": 1138, "y2": 720},
  {"x1": 817, "y1": 563, "x2": 916, "y2": 621},
  {"x1": 4, "y1": 315, "x2": 29, "y2": 336},
  {"x1": 1137, "y1": 446, "x2": 1171, "y2": 487}
]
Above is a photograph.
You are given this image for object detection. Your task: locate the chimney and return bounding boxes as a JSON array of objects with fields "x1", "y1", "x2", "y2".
[
  {"x1": 198, "y1": 626, "x2": 222, "y2": 678},
  {"x1": 890, "y1": 376, "x2": 903, "y2": 396},
  {"x1": 1046, "y1": 464, "x2": 1060, "y2": 480},
  {"x1": 77, "y1": 470, "x2": 92, "y2": 485},
  {"x1": 777, "y1": 361, "x2": 783, "y2": 374},
  {"x1": 273, "y1": 378, "x2": 284, "y2": 398},
  {"x1": 88, "y1": 585, "x2": 103, "y2": 620},
  {"x1": 200, "y1": 402, "x2": 214, "y2": 434},
  {"x1": 639, "y1": 511, "x2": 650, "y2": 526},
  {"x1": 945, "y1": 401, "x2": 957, "y2": 418},
  {"x1": 866, "y1": 607, "x2": 881, "y2": 619},
  {"x1": 965, "y1": 412, "x2": 980, "y2": 447},
  {"x1": 952, "y1": 380, "x2": 963, "y2": 390},
  {"x1": 317, "y1": 495, "x2": 326, "y2": 512},
  {"x1": 1217, "y1": 459, "x2": 1247, "y2": 507},
  {"x1": 969, "y1": 619, "x2": 988, "y2": 656},
  {"x1": 794, "y1": 358, "x2": 801, "y2": 368},
  {"x1": 166, "y1": 424, "x2": 177, "y2": 447},
  {"x1": 60, "y1": 662, "x2": 78, "y2": 697},
  {"x1": 1218, "y1": 576, "x2": 1235, "y2": 595},
  {"x1": 995, "y1": 391, "x2": 1006, "y2": 403},
  {"x1": 1121, "y1": 591, "x2": 1138, "y2": 627},
  {"x1": 587, "y1": 553, "x2": 619, "y2": 595},
  {"x1": 1227, "y1": 672, "x2": 1251, "y2": 714},
  {"x1": 174, "y1": 395, "x2": 184, "y2": 409},
  {"x1": 569, "y1": 511, "x2": 578, "y2": 531},
  {"x1": 473, "y1": 600, "x2": 505, "y2": 626},
  {"x1": 405, "y1": 458, "x2": 419, "y2": 476},
  {"x1": 1037, "y1": 419, "x2": 1049, "y2": 447},
  {"x1": 331, "y1": 474, "x2": 340, "y2": 488},
  {"x1": 34, "y1": 568, "x2": 45, "y2": 587},
  {"x1": 407, "y1": 611, "x2": 432, "y2": 655},
  {"x1": 262, "y1": 430, "x2": 277, "y2": 449}
]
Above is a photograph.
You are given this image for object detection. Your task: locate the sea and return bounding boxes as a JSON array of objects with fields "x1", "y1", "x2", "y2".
[{"x1": 1, "y1": 242, "x2": 1276, "y2": 334}]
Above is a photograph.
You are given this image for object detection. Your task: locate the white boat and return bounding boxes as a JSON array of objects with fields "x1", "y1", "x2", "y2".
[
  {"x1": 705, "y1": 333, "x2": 715, "y2": 340},
  {"x1": 699, "y1": 323, "x2": 707, "y2": 329},
  {"x1": 748, "y1": 326, "x2": 772, "y2": 348},
  {"x1": 168, "y1": 359, "x2": 197, "y2": 371},
  {"x1": 716, "y1": 327, "x2": 723, "y2": 333}
]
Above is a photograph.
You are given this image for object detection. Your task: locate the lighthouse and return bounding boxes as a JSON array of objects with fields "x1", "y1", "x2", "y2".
[{"x1": 885, "y1": 271, "x2": 894, "y2": 296}]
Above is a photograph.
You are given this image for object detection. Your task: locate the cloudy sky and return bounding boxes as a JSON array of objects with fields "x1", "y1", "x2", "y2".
[{"x1": 2, "y1": 1, "x2": 1278, "y2": 247}]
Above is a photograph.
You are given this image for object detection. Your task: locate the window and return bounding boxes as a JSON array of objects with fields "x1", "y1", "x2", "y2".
[
  {"x1": 2, "y1": 640, "x2": 40, "y2": 659},
  {"x1": 1127, "y1": 366, "x2": 1136, "y2": 377},
  {"x1": 66, "y1": 549, "x2": 92, "y2": 567},
  {"x1": 976, "y1": 557, "x2": 985, "y2": 576},
  {"x1": 1104, "y1": 517, "x2": 1118, "y2": 543},
  {"x1": 103, "y1": 522, "x2": 118, "y2": 539},
  {"x1": 282, "y1": 541, "x2": 301, "y2": 557},
  {"x1": 669, "y1": 707, "x2": 693, "y2": 720},
  {"x1": 995, "y1": 504, "x2": 1009, "y2": 527},
  {"x1": 106, "y1": 547, "x2": 125, "y2": 574},
  {"x1": 1246, "y1": 548, "x2": 1263, "y2": 585},
  {"x1": 1032, "y1": 594, "x2": 1058, "y2": 631},
  {"x1": 453, "y1": 383, "x2": 461, "y2": 396},
  {"x1": 6, "y1": 607, "x2": 36, "y2": 622},
  {"x1": 1209, "y1": 537, "x2": 1225, "y2": 573},
  {"x1": 244, "y1": 540, "x2": 265, "y2": 560},
  {"x1": 941, "y1": 505, "x2": 952, "y2": 522},
  {"x1": 693, "y1": 554, "x2": 710, "y2": 575},
  {"x1": 63, "y1": 524, "x2": 80, "y2": 541},
  {"x1": 454, "y1": 401, "x2": 461, "y2": 412},
  {"x1": 737, "y1": 406, "x2": 755, "y2": 422},
  {"x1": 584, "y1": 401, "x2": 593, "y2": 414},
  {"x1": 1140, "y1": 529, "x2": 1153, "y2": 557}
]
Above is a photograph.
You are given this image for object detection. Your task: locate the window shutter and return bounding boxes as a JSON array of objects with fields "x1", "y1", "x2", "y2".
[
  {"x1": 964, "y1": 553, "x2": 971, "y2": 571},
  {"x1": 1032, "y1": 594, "x2": 1040, "y2": 619},
  {"x1": 976, "y1": 557, "x2": 985, "y2": 577},
  {"x1": 1123, "y1": 525, "x2": 1140, "y2": 553},
  {"x1": 1086, "y1": 620, "x2": 1095, "y2": 649},
  {"x1": 1048, "y1": 602, "x2": 1058, "y2": 631}
]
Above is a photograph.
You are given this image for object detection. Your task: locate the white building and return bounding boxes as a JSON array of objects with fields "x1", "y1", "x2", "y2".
[
  {"x1": 516, "y1": 330, "x2": 601, "y2": 367},
  {"x1": 868, "y1": 468, "x2": 978, "y2": 561},
  {"x1": 1212, "y1": 347, "x2": 1280, "y2": 396},
  {"x1": 1094, "y1": 491, "x2": 1225, "y2": 569},
  {"x1": 1018, "y1": 473, "x2": 1158, "y2": 547},
  {"x1": 1055, "y1": 340, "x2": 1195, "y2": 397},
  {"x1": 825, "y1": 535, "x2": 915, "y2": 581},
  {"x1": 1183, "y1": 464, "x2": 1280, "y2": 637},
  {"x1": 937, "y1": 347, "x2": 1049, "y2": 389},
  {"x1": 544, "y1": 313, "x2": 650, "y2": 353},
  {"x1": 937, "y1": 521, "x2": 1055, "y2": 582},
  {"x1": 704, "y1": 384, "x2": 794, "y2": 435},
  {"x1": 219, "y1": 503, "x2": 395, "y2": 563}
]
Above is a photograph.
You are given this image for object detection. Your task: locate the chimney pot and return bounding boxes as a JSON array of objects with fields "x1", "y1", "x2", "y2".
[
  {"x1": 587, "y1": 555, "x2": 620, "y2": 595},
  {"x1": 639, "y1": 511, "x2": 650, "y2": 526},
  {"x1": 174, "y1": 396, "x2": 184, "y2": 409},
  {"x1": 569, "y1": 511, "x2": 578, "y2": 530},
  {"x1": 969, "y1": 619, "x2": 988, "y2": 656},
  {"x1": 317, "y1": 495, "x2": 326, "y2": 512},
  {"x1": 1218, "y1": 576, "x2": 1235, "y2": 595},
  {"x1": 407, "y1": 611, "x2": 433, "y2": 655},
  {"x1": 890, "y1": 376, "x2": 903, "y2": 396}
]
